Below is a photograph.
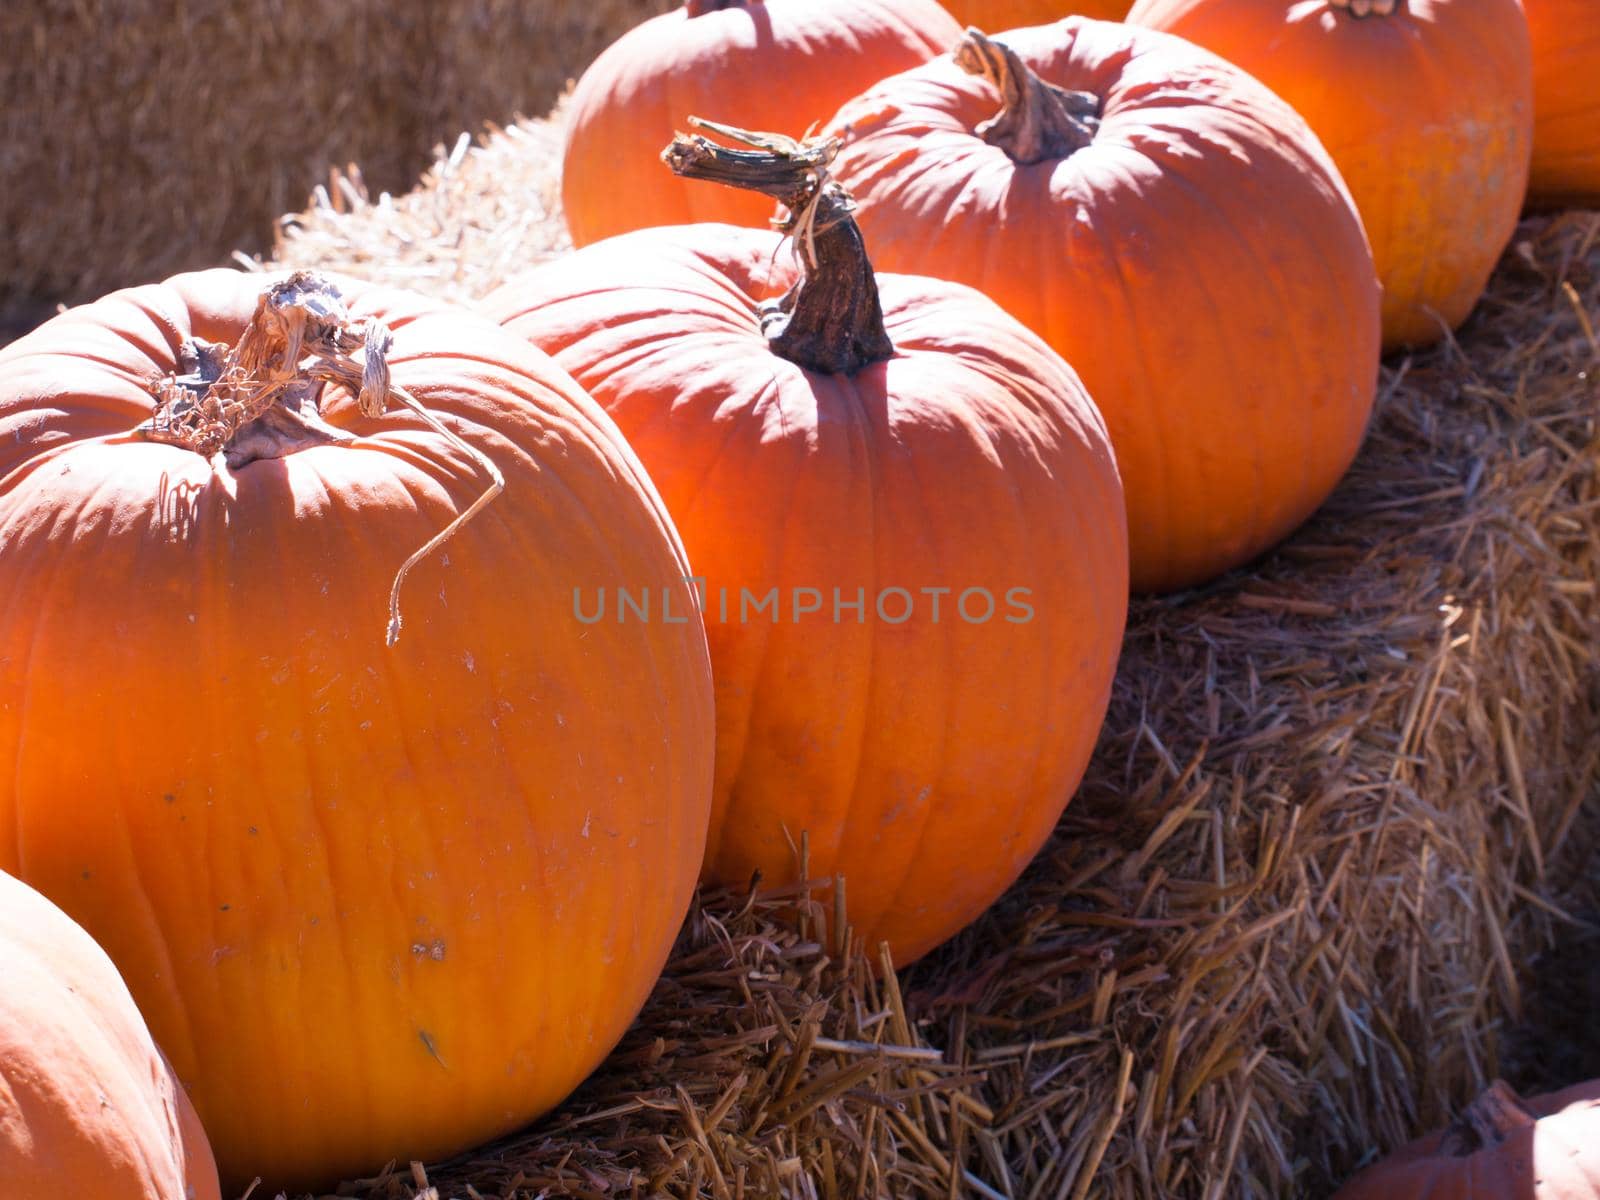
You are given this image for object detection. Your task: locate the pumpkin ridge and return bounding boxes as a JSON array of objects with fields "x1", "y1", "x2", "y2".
[
  {"x1": 1130, "y1": 154, "x2": 1274, "y2": 564},
  {"x1": 872, "y1": 0, "x2": 966, "y2": 56},
  {"x1": 702, "y1": 371, "x2": 810, "y2": 880},
  {"x1": 1068, "y1": 153, "x2": 1182, "y2": 577},
  {"x1": 804, "y1": 369, "x2": 883, "y2": 891},
  {"x1": 1151, "y1": 119, "x2": 1365, "y2": 559},
  {"x1": 1387, "y1": 8, "x2": 1472, "y2": 338},
  {"x1": 844, "y1": 383, "x2": 957, "y2": 951}
]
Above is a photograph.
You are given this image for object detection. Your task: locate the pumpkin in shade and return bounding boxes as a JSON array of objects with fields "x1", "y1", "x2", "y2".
[
  {"x1": 0, "y1": 870, "x2": 220, "y2": 1200},
  {"x1": 1128, "y1": 0, "x2": 1534, "y2": 349},
  {"x1": 941, "y1": 0, "x2": 1131, "y2": 27},
  {"x1": 825, "y1": 21, "x2": 1380, "y2": 593},
  {"x1": 561, "y1": 0, "x2": 961, "y2": 247},
  {"x1": 0, "y1": 270, "x2": 715, "y2": 1193},
  {"x1": 488, "y1": 125, "x2": 1128, "y2": 966},
  {"x1": 1333, "y1": 1079, "x2": 1600, "y2": 1198},
  {"x1": 1524, "y1": 0, "x2": 1600, "y2": 207}
]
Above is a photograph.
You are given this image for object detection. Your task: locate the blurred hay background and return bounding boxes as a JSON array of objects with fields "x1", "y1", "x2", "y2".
[
  {"x1": 0, "y1": 1, "x2": 667, "y2": 326},
  {"x1": 268, "y1": 114, "x2": 1600, "y2": 1199}
]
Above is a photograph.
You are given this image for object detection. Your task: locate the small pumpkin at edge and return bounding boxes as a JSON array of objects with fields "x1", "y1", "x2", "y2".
[
  {"x1": 1333, "y1": 1078, "x2": 1600, "y2": 1198},
  {"x1": 561, "y1": 0, "x2": 962, "y2": 247},
  {"x1": 1127, "y1": 0, "x2": 1534, "y2": 350},
  {"x1": 0, "y1": 869, "x2": 221, "y2": 1200}
]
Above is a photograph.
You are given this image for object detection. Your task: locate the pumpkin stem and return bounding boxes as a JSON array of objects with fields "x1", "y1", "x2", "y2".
[
  {"x1": 955, "y1": 28, "x2": 1100, "y2": 165},
  {"x1": 1437, "y1": 1080, "x2": 1540, "y2": 1156},
  {"x1": 139, "y1": 271, "x2": 505, "y2": 647},
  {"x1": 662, "y1": 119, "x2": 895, "y2": 376},
  {"x1": 685, "y1": 0, "x2": 746, "y2": 14},
  {"x1": 1327, "y1": 0, "x2": 1402, "y2": 15}
]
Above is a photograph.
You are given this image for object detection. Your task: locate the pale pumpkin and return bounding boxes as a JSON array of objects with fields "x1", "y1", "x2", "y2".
[
  {"x1": 1334, "y1": 1079, "x2": 1600, "y2": 1199},
  {"x1": 561, "y1": 0, "x2": 961, "y2": 246},
  {"x1": 825, "y1": 21, "x2": 1380, "y2": 592},
  {"x1": 0, "y1": 870, "x2": 220, "y2": 1200},
  {"x1": 489, "y1": 128, "x2": 1128, "y2": 965},
  {"x1": 1129, "y1": 0, "x2": 1534, "y2": 349},
  {"x1": 1524, "y1": 0, "x2": 1600, "y2": 207},
  {"x1": 0, "y1": 270, "x2": 715, "y2": 1193}
]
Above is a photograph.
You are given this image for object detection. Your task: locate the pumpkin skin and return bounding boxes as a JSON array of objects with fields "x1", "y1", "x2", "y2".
[
  {"x1": 0, "y1": 870, "x2": 220, "y2": 1200},
  {"x1": 486, "y1": 223, "x2": 1128, "y2": 966},
  {"x1": 0, "y1": 270, "x2": 715, "y2": 1192},
  {"x1": 1524, "y1": 0, "x2": 1600, "y2": 207},
  {"x1": 1333, "y1": 1079, "x2": 1600, "y2": 1199},
  {"x1": 825, "y1": 20, "x2": 1380, "y2": 592},
  {"x1": 1128, "y1": 0, "x2": 1534, "y2": 350},
  {"x1": 941, "y1": 0, "x2": 1131, "y2": 26},
  {"x1": 561, "y1": 0, "x2": 962, "y2": 247}
]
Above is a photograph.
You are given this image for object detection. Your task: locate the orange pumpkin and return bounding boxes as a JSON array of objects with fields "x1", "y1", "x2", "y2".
[
  {"x1": 489, "y1": 128, "x2": 1128, "y2": 965},
  {"x1": 0, "y1": 270, "x2": 715, "y2": 1192},
  {"x1": 1524, "y1": 0, "x2": 1600, "y2": 207},
  {"x1": 1128, "y1": 0, "x2": 1533, "y2": 349},
  {"x1": 825, "y1": 21, "x2": 1380, "y2": 592},
  {"x1": 0, "y1": 870, "x2": 220, "y2": 1200},
  {"x1": 1334, "y1": 1079, "x2": 1600, "y2": 1198},
  {"x1": 941, "y1": 0, "x2": 1131, "y2": 26},
  {"x1": 561, "y1": 0, "x2": 961, "y2": 247}
]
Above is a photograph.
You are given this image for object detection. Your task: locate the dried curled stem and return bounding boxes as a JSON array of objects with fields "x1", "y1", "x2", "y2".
[
  {"x1": 955, "y1": 28, "x2": 1100, "y2": 165},
  {"x1": 662, "y1": 119, "x2": 893, "y2": 376},
  {"x1": 140, "y1": 271, "x2": 504, "y2": 647},
  {"x1": 1328, "y1": 0, "x2": 1401, "y2": 16},
  {"x1": 1437, "y1": 1081, "x2": 1539, "y2": 1156}
]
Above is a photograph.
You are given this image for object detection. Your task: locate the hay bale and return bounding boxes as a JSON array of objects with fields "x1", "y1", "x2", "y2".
[
  {"x1": 268, "y1": 125, "x2": 1600, "y2": 1198},
  {"x1": 0, "y1": 1, "x2": 665, "y2": 321}
]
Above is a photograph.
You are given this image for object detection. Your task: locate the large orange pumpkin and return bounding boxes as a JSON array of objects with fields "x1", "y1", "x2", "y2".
[
  {"x1": 488, "y1": 130, "x2": 1128, "y2": 965},
  {"x1": 1524, "y1": 0, "x2": 1600, "y2": 207},
  {"x1": 941, "y1": 0, "x2": 1131, "y2": 26},
  {"x1": 1333, "y1": 1079, "x2": 1600, "y2": 1198},
  {"x1": 561, "y1": 0, "x2": 961, "y2": 247},
  {"x1": 825, "y1": 21, "x2": 1380, "y2": 592},
  {"x1": 0, "y1": 271, "x2": 715, "y2": 1192},
  {"x1": 0, "y1": 870, "x2": 220, "y2": 1200},
  {"x1": 1129, "y1": 0, "x2": 1533, "y2": 349}
]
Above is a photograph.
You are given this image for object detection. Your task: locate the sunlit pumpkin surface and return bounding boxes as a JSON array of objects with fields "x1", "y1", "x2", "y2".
[
  {"x1": 826, "y1": 18, "x2": 1380, "y2": 592},
  {"x1": 1130, "y1": 0, "x2": 1534, "y2": 349},
  {"x1": 1523, "y1": 0, "x2": 1600, "y2": 207},
  {"x1": 941, "y1": 0, "x2": 1132, "y2": 26},
  {"x1": 0, "y1": 270, "x2": 715, "y2": 1193},
  {"x1": 488, "y1": 224, "x2": 1129, "y2": 965},
  {"x1": 0, "y1": 869, "x2": 220, "y2": 1200},
  {"x1": 562, "y1": 0, "x2": 961, "y2": 246}
]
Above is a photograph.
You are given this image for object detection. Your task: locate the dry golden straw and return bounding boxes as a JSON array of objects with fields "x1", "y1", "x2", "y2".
[{"x1": 0, "y1": 1, "x2": 671, "y2": 322}]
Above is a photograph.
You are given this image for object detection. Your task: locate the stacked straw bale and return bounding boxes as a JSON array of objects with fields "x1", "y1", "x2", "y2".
[
  {"x1": 0, "y1": 1, "x2": 666, "y2": 322},
  {"x1": 266, "y1": 124, "x2": 1600, "y2": 1199}
]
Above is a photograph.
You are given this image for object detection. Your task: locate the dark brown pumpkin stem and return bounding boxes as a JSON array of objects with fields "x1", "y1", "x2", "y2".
[
  {"x1": 142, "y1": 272, "x2": 371, "y2": 467},
  {"x1": 662, "y1": 118, "x2": 894, "y2": 376},
  {"x1": 1437, "y1": 1080, "x2": 1539, "y2": 1156},
  {"x1": 955, "y1": 28, "x2": 1099, "y2": 165},
  {"x1": 685, "y1": 0, "x2": 746, "y2": 14},
  {"x1": 138, "y1": 270, "x2": 505, "y2": 646},
  {"x1": 1327, "y1": 0, "x2": 1402, "y2": 16}
]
